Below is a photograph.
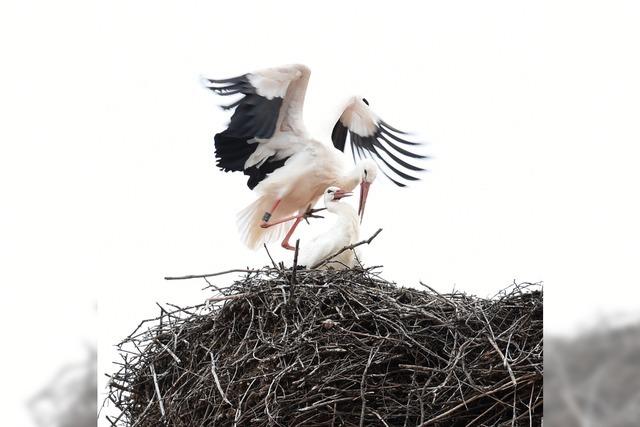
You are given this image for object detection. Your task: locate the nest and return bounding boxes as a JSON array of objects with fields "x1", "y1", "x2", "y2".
[{"x1": 105, "y1": 267, "x2": 543, "y2": 426}]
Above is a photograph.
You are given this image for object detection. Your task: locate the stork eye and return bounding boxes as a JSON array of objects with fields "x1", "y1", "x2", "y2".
[{"x1": 362, "y1": 98, "x2": 369, "y2": 106}]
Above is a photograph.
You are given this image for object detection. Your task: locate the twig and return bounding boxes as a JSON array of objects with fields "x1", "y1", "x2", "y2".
[
  {"x1": 234, "y1": 378, "x2": 256, "y2": 427},
  {"x1": 360, "y1": 347, "x2": 376, "y2": 427},
  {"x1": 312, "y1": 228, "x2": 383, "y2": 269},
  {"x1": 290, "y1": 239, "x2": 300, "y2": 299},
  {"x1": 164, "y1": 269, "x2": 258, "y2": 280},
  {"x1": 210, "y1": 352, "x2": 233, "y2": 407},
  {"x1": 206, "y1": 293, "x2": 250, "y2": 303},
  {"x1": 263, "y1": 243, "x2": 278, "y2": 269},
  {"x1": 149, "y1": 364, "x2": 165, "y2": 420},
  {"x1": 417, "y1": 374, "x2": 538, "y2": 426},
  {"x1": 153, "y1": 339, "x2": 181, "y2": 364},
  {"x1": 487, "y1": 335, "x2": 517, "y2": 387},
  {"x1": 202, "y1": 276, "x2": 224, "y2": 293}
]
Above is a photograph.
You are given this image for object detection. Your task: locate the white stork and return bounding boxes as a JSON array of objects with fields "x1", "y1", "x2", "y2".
[
  {"x1": 203, "y1": 64, "x2": 426, "y2": 250},
  {"x1": 298, "y1": 186, "x2": 360, "y2": 269}
]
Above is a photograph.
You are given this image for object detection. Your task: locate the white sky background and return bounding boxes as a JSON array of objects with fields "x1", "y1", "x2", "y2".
[{"x1": 1, "y1": 1, "x2": 640, "y2": 425}]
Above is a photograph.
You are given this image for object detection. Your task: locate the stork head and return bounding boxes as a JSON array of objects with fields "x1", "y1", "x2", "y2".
[
  {"x1": 356, "y1": 159, "x2": 378, "y2": 222},
  {"x1": 324, "y1": 186, "x2": 352, "y2": 205}
]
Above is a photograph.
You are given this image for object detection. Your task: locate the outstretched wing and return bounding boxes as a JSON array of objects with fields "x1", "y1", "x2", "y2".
[
  {"x1": 203, "y1": 64, "x2": 311, "y2": 189},
  {"x1": 331, "y1": 97, "x2": 428, "y2": 187}
]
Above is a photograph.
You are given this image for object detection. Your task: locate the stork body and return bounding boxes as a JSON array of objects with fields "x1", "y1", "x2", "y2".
[
  {"x1": 298, "y1": 187, "x2": 360, "y2": 269},
  {"x1": 238, "y1": 142, "x2": 369, "y2": 250},
  {"x1": 204, "y1": 64, "x2": 426, "y2": 250}
]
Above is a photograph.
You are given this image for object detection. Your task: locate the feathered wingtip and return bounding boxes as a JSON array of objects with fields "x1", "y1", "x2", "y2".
[
  {"x1": 199, "y1": 74, "x2": 210, "y2": 88},
  {"x1": 201, "y1": 73, "x2": 260, "y2": 112},
  {"x1": 200, "y1": 74, "x2": 251, "y2": 94}
]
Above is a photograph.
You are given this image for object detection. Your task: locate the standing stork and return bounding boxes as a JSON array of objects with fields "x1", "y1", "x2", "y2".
[{"x1": 203, "y1": 64, "x2": 426, "y2": 250}]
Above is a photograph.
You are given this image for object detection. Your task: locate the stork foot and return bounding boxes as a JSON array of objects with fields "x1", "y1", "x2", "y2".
[
  {"x1": 301, "y1": 207, "x2": 326, "y2": 224},
  {"x1": 304, "y1": 207, "x2": 326, "y2": 219}
]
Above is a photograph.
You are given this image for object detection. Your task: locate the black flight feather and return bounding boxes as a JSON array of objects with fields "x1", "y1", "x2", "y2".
[
  {"x1": 331, "y1": 120, "x2": 348, "y2": 152},
  {"x1": 244, "y1": 156, "x2": 289, "y2": 190},
  {"x1": 378, "y1": 132, "x2": 427, "y2": 159},
  {"x1": 332, "y1": 111, "x2": 427, "y2": 187},
  {"x1": 207, "y1": 73, "x2": 290, "y2": 189},
  {"x1": 213, "y1": 132, "x2": 258, "y2": 172},
  {"x1": 205, "y1": 75, "x2": 283, "y2": 140}
]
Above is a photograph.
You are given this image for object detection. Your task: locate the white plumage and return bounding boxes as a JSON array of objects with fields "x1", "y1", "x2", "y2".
[
  {"x1": 298, "y1": 187, "x2": 361, "y2": 269},
  {"x1": 203, "y1": 64, "x2": 426, "y2": 250}
]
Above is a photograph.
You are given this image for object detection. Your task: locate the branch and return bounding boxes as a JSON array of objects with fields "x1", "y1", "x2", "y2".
[
  {"x1": 165, "y1": 229, "x2": 382, "y2": 279},
  {"x1": 210, "y1": 352, "x2": 234, "y2": 407},
  {"x1": 263, "y1": 243, "x2": 279, "y2": 269},
  {"x1": 164, "y1": 269, "x2": 258, "y2": 281},
  {"x1": 290, "y1": 239, "x2": 300, "y2": 298},
  {"x1": 206, "y1": 293, "x2": 250, "y2": 303},
  {"x1": 149, "y1": 364, "x2": 166, "y2": 419},
  {"x1": 311, "y1": 228, "x2": 383, "y2": 269}
]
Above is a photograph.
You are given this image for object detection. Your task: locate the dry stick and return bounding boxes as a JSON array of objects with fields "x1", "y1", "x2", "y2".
[
  {"x1": 149, "y1": 364, "x2": 165, "y2": 420},
  {"x1": 290, "y1": 239, "x2": 300, "y2": 299},
  {"x1": 207, "y1": 292, "x2": 250, "y2": 303},
  {"x1": 398, "y1": 364, "x2": 444, "y2": 374},
  {"x1": 373, "y1": 410, "x2": 391, "y2": 427},
  {"x1": 202, "y1": 276, "x2": 225, "y2": 294},
  {"x1": 153, "y1": 338, "x2": 181, "y2": 364},
  {"x1": 166, "y1": 229, "x2": 381, "y2": 281},
  {"x1": 164, "y1": 269, "x2": 258, "y2": 281},
  {"x1": 130, "y1": 398, "x2": 156, "y2": 427},
  {"x1": 359, "y1": 347, "x2": 376, "y2": 427},
  {"x1": 481, "y1": 302, "x2": 518, "y2": 388},
  {"x1": 263, "y1": 243, "x2": 279, "y2": 269},
  {"x1": 465, "y1": 401, "x2": 501, "y2": 427},
  {"x1": 210, "y1": 352, "x2": 233, "y2": 407},
  {"x1": 487, "y1": 335, "x2": 517, "y2": 387},
  {"x1": 312, "y1": 228, "x2": 383, "y2": 269},
  {"x1": 515, "y1": 399, "x2": 543, "y2": 424},
  {"x1": 417, "y1": 373, "x2": 538, "y2": 426},
  {"x1": 528, "y1": 382, "x2": 535, "y2": 427},
  {"x1": 234, "y1": 378, "x2": 257, "y2": 427},
  {"x1": 297, "y1": 396, "x2": 355, "y2": 412}
]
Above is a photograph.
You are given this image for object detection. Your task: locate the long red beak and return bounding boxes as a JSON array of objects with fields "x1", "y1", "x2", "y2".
[
  {"x1": 334, "y1": 189, "x2": 352, "y2": 200},
  {"x1": 358, "y1": 181, "x2": 371, "y2": 223}
]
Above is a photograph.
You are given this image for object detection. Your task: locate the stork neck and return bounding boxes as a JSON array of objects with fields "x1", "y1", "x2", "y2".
[
  {"x1": 327, "y1": 201, "x2": 359, "y2": 229},
  {"x1": 338, "y1": 166, "x2": 362, "y2": 193}
]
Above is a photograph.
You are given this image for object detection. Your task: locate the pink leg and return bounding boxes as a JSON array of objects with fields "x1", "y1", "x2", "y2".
[
  {"x1": 281, "y1": 216, "x2": 303, "y2": 251},
  {"x1": 260, "y1": 213, "x2": 303, "y2": 229}
]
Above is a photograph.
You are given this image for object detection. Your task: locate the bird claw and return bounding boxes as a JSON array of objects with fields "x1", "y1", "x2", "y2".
[{"x1": 303, "y1": 208, "x2": 326, "y2": 224}]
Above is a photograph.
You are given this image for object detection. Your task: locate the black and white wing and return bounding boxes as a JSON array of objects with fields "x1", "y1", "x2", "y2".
[
  {"x1": 331, "y1": 97, "x2": 428, "y2": 187},
  {"x1": 203, "y1": 64, "x2": 310, "y2": 189}
]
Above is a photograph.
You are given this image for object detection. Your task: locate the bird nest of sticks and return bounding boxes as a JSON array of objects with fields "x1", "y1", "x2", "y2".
[{"x1": 105, "y1": 266, "x2": 543, "y2": 426}]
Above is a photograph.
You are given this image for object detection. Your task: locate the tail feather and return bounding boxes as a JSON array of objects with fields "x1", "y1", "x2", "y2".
[{"x1": 237, "y1": 195, "x2": 289, "y2": 250}]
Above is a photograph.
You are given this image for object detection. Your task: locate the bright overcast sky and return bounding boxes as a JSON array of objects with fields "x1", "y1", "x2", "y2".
[{"x1": 2, "y1": 1, "x2": 640, "y2": 425}]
